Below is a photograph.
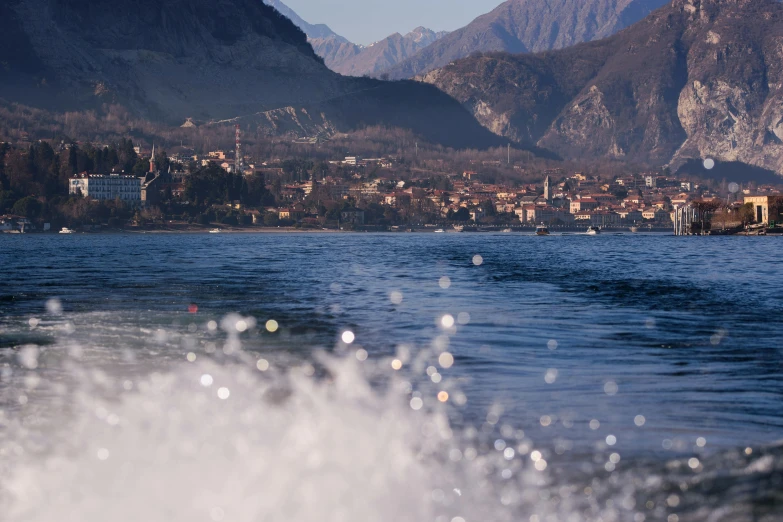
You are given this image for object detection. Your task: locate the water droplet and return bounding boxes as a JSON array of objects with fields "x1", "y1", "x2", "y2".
[
  {"x1": 265, "y1": 320, "x2": 279, "y2": 333},
  {"x1": 472, "y1": 255, "x2": 483, "y2": 266},
  {"x1": 341, "y1": 331, "x2": 355, "y2": 344},
  {"x1": 634, "y1": 415, "x2": 646, "y2": 427},
  {"x1": 200, "y1": 374, "x2": 214, "y2": 387},
  {"x1": 217, "y1": 387, "x2": 230, "y2": 400},
  {"x1": 409, "y1": 397, "x2": 423, "y2": 410},
  {"x1": 440, "y1": 315, "x2": 455, "y2": 328},
  {"x1": 439, "y1": 276, "x2": 451, "y2": 289},
  {"x1": 703, "y1": 158, "x2": 715, "y2": 170},
  {"x1": 256, "y1": 359, "x2": 269, "y2": 372}
]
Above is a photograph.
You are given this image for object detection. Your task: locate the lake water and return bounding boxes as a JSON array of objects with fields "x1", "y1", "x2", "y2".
[{"x1": 1, "y1": 232, "x2": 782, "y2": 521}]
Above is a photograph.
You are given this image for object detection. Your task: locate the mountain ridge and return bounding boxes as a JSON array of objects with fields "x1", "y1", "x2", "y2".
[
  {"x1": 0, "y1": 0, "x2": 503, "y2": 149},
  {"x1": 261, "y1": 0, "x2": 448, "y2": 77},
  {"x1": 263, "y1": 0, "x2": 349, "y2": 42},
  {"x1": 385, "y1": 0, "x2": 671, "y2": 80},
  {"x1": 316, "y1": 27, "x2": 449, "y2": 77}
]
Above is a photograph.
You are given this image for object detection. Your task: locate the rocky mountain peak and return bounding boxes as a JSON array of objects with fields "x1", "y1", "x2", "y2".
[{"x1": 421, "y1": 0, "x2": 783, "y2": 174}]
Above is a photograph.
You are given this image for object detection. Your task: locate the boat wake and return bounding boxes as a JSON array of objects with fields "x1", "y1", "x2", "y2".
[{"x1": 1, "y1": 316, "x2": 782, "y2": 522}]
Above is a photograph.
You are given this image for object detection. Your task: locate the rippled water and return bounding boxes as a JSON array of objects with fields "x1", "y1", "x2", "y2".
[{"x1": 1, "y1": 232, "x2": 782, "y2": 521}]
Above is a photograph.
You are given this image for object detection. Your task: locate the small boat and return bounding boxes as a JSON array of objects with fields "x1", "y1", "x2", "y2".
[
  {"x1": 59, "y1": 227, "x2": 74, "y2": 234},
  {"x1": 452, "y1": 225, "x2": 464, "y2": 232},
  {"x1": 535, "y1": 225, "x2": 550, "y2": 236},
  {"x1": 586, "y1": 226, "x2": 601, "y2": 235},
  {"x1": 434, "y1": 229, "x2": 446, "y2": 233},
  {"x1": 629, "y1": 226, "x2": 639, "y2": 233},
  {"x1": 209, "y1": 228, "x2": 222, "y2": 234},
  {"x1": 501, "y1": 228, "x2": 513, "y2": 233}
]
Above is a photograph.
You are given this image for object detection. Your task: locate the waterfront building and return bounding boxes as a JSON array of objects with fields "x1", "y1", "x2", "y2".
[
  {"x1": 744, "y1": 195, "x2": 783, "y2": 224},
  {"x1": 69, "y1": 173, "x2": 142, "y2": 204}
]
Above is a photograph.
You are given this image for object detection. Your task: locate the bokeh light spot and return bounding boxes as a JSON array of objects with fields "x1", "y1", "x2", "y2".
[
  {"x1": 390, "y1": 291, "x2": 403, "y2": 305},
  {"x1": 438, "y1": 352, "x2": 454, "y2": 369}
]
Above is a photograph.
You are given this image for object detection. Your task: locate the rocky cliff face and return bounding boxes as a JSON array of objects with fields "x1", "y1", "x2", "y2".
[
  {"x1": 423, "y1": 0, "x2": 783, "y2": 174},
  {"x1": 0, "y1": 0, "x2": 502, "y2": 149},
  {"x1": 386, "y1": 0, "x2": 670, "y2": 80}
]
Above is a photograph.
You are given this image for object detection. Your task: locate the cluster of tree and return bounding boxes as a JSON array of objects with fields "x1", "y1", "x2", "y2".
[{"x1": 183, "y1": 164, "x2": 274, "y2": 210}]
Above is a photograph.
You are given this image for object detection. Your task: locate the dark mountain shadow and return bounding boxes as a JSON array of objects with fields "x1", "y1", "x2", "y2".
[{"x1": 675, "y1": 159, "x2": 782, "y2": 185}]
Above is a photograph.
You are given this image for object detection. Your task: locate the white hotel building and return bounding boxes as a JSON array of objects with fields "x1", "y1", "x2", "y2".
[{"x1": 69, "y1": 174, "x2": 142, "y2": 205}]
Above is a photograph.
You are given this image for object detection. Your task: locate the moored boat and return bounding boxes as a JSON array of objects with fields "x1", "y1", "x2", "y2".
[
  {"x1": 536, "y1": 225, "x2": 550, "y2": 236},
  {"x1": 209, "y1": 228, "x2": 222, "y2": 234},
  {"x1": 59, "y1": 227, "x2": 74, "y2": 234},
  {"x1": 586, "y1": 226, "x2": 601, "y2": 235}
]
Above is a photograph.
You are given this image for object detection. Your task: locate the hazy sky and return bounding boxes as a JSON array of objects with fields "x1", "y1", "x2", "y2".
[{"x1": 283, "y1": 0, "x2": 503, "y2": 45}]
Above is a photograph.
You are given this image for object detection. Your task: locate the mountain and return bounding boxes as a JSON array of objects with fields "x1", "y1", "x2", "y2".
[
  {"x1": 260, "y1": 0, "x2": 447, "y2": 77},
  {"x1": 0, "y1": 0, "x2": 502, "y2": 149},
  {"x1": 320, "y1": 27, "x2": 450, "y2": 77},
  {"x1": 262, "y1": 0, "x2": 349, "y2": 42},
  {"x1": 386, "y1": 0, "x2": 670, "y2": 80},
  {"x1": 421, "y1": 0, "x2": 783, "y2": 174}
]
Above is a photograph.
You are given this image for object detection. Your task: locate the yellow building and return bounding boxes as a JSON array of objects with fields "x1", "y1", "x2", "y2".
[{"x1": 744, "y1": 195, "x2": 783, "y2": 224}]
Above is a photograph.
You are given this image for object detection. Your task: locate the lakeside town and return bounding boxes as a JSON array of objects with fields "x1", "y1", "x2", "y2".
[{"x1": 1, "y1": 137, "x2": 782, "y2": 235}]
